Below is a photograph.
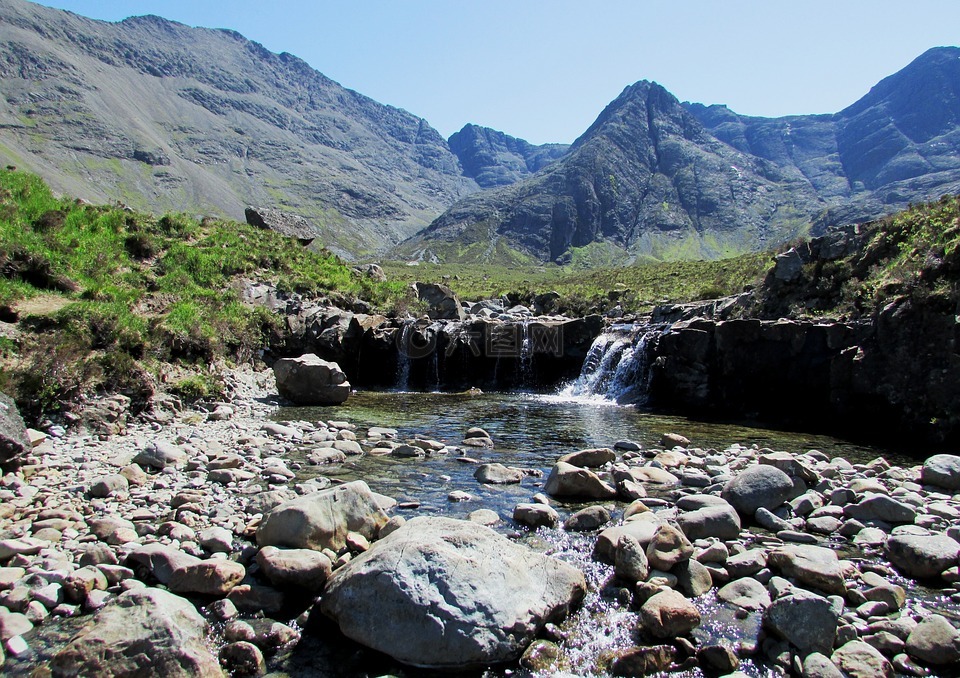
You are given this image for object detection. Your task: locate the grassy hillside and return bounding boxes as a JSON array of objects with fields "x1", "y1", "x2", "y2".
[
  {"x1": 383, "y1": 252, "x2": 772, "y2": 316},
  {"x1": 0, "y1": 169, "x2": 406, "y2": 421}
]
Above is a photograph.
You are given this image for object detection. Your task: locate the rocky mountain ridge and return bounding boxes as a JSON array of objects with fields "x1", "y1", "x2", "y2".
[
  {"x1": 410, "y1": 47, "x2": 960, "y2": 264},
  {"x1": 0, "y1": 0, "x2": 480, "y2": 257}
]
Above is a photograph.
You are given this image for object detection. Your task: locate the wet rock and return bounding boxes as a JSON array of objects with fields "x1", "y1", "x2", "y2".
[
  {"x1": 639, "y1": 588, "x2": 701, "y2": 639},
  {"x1": 610, "y1": 645, "x2": 675, "y2": 675},
  {"x1": 763, "y1": 590, "x2": 838, "y2": 655},
  {"x1": 520, "y1": 639, "x2": 560, "y2": 672},
  {"x1": 885, "y1": 534, "x2": 960, "y2": 579},
  {"x1": 199, "y1": 527, "x2": 233, "y2": 554},
  {"x1": 126, "y1": 544, "x2": 200, "y2": 585},
  {"x1": 320, "y1": 516, "x2": 586, "y2": 669},
  {"x1": 273, "y1": 354, "x2": 351, "y2": 405},
  {"x1": 564, "y1": 505, "x2": 611, "y2": 532},
  {"x1": 256, "y1": 481, "x2": 388, "y2": 552},
  {"x1": 226, "y1": 584, "x2": 286, "y2": 617},
  {"x1": 513, "y1": 503, "x2": 559, "y2": 529},
  {"x1": 831, "y1": 640, "x2": 894, "y2": 678},
  {"x1": 717, "y1": 577, "x2": 771, "y2": 610},
  {"x1": 660, "y1": 433, "x2": 690, "y2": 448},
  {"x1": 219, "y1": 641, "x2": 265, "y2": 676},
  {"x1": 767, "y1": 544, "x2": 846, "y2": 595},
  {"x1": 645, "y1": 524, "x2": 694, "y2": 571},
  {"x1": 474, "y1": 463, "x2": 524, "y2": 485},
  {"x1": 697, "y1": 644, "x2": 739, "y2": 674},
  {"x1": 50, "y1": 587, "x2": 222, "y2": 677},
  {"x1": 725, "y1": 549, "x2": 768, "y2": 579},
  {"x1": 921, "y1": 454, "x2": 960, "y2": 491},
  {"x1": 0, "y1": 608, "x2": 32, "y2": 640},
  {"x1": 722, "y1": 465, "x2": 794, "y2": 516},
  {"x1": 905, "y1": 614, "x2": 960, "y2": 665},
  {"x1": 677, "y1": 503, "x2": 741, "y2": 541},
  {"x1": 544, "y1": 461, "x2": 617, "y2": 500}
]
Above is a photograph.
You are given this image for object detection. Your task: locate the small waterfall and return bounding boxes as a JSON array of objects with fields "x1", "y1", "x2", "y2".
[
  {"x1": 559, "y1": 323, "x2": 662, "y2": 404},
  {"x1": 395, "y1": 319, "x2": 416, "y2": 391},
  {"x1": 519, "y1": 320, "x2": 533, "y2": 387}
]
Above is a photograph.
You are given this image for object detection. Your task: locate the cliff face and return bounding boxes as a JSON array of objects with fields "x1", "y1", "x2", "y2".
[
  {"x1": 447, "y1": 124, "x2": 569, "y2": 189},
  {"x1": 0, "y1": 0, "x2": 478, "y2": 257},
  {"x1": 411, "y1": 48, "x2": 960, "y2": 265}
]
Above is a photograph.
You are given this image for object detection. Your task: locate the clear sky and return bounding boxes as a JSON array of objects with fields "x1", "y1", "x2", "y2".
[{"x1": 30, "y1": 0, "x2": 960, "y2": 145}]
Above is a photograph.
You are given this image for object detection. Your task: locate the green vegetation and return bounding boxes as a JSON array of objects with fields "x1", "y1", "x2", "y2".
[
  {"x1": 383, "y1": 251, "x2": 772, "y2": 316},
  {"x1": 756, "y1": 194, "x2": 960, "y2": 319},
  {"x1": 0, "y1": 169, "x2": 406, "y2": 421}
]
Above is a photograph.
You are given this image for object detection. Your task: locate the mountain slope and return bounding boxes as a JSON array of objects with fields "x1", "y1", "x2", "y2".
[
  {"x1": 0, "y1": 0, "x2": 478, "y2": 257},
  {"x1": 447, "y1": 124, "x2": 569, "y2": 188},
  {"x1": 402, "y1": 81, "x2": 823, "y2": 264},
  {"x1": 410, "y1": 47, "x2": 960, "y2": 264}
]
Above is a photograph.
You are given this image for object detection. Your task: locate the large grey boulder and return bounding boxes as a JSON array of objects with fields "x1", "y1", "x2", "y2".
[
  {"x1": 921, "y1": 454, "x2": 960, "y2": 490},
  {"x1": 767, "y1": 544, "x2": 847, "y2": 595},
  {"x1": 273, "y1": 354, "x2": 351, "y2": 405},
  {"x1": 544, "y1": 461, "x2": 617, "y2": 500},
  {"x1": 50, "y1": 587, "x2": 223, "y2": 677},
  {"x1": 721, "y1": 464, "x2": 794, "y2": 516},
  {"x1": 320, "y1": 517, "x2": 586, "y2": 669},
  {"x1": 763, "y1": 589, "x2": 839, "y2": 655},
  {"x1": 905, "y1": 613, "x2": 960, "y2": 665},
  {"x1": 0, "y1": 393, "x2": 30, "y2": 466},
  {"x1": 885, "y1": 534, "x2": 960, "y2": 579},
  {"x1": 257, "y1": 481, "x2": 388, "y2": 552},
  {"x1": 255, "y1": 546, "x2": 332, "y2": 592},
  {"x1": 831, "y1": 640, "x2": 893, "y2": 678},
  {"x1": 677, "y1": 503, "x2": 741, "y2": 541}
]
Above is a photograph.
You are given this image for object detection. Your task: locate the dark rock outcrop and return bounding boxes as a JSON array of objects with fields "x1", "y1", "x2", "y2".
[
  {"x1": 448, "y1": 124, "x2": 569, "y2": 188},
  {"x1": 0, "y1": 393, "x2": 30, "y2": 466},
  {"x1": 273, "y1": 354, "x2": 351, "y2": 405}
]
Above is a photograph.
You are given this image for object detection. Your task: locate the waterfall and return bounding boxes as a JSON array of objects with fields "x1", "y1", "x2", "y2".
[
  {"x1": 519, "y1": 320, "x2": 533, "y2": 387},
  {"x1": 395, "y1": 319, "x2": 416, "y2": 391},
  {"x1": 559, "y1": 323, "x2": 662, "y2": 404}
]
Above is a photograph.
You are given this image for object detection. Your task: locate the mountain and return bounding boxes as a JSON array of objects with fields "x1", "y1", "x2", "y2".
[
  {"x1": 0, "y1": 0, "x2": 479, "y2": 257},
  {"x1": 447, "y1": 124, "x2": 569, "y2": 188},
  {"x1": 408, "y1": 47, "x2": 960, "y2": 264}
]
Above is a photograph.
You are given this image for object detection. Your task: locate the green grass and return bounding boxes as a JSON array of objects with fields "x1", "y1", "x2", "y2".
[
  {"x1": 0, "y1": 169, "x2": 409, "y2": 420},
  {"x1": 382, "y1": 251, "x2": 772, "y2": 315}
]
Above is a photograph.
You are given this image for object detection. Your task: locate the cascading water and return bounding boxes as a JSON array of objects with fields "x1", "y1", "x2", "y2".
[
  {"x1": 395, "y1": 319, "x2": 416, "y2": 391},
  {"x1": 559, "y1": 323, "x2": 663, "y2": 404}
]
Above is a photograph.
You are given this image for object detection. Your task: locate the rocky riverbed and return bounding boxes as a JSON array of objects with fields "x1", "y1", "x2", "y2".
[{"x1": 0, "y1": 366, "x2": 959, "y2": 677}]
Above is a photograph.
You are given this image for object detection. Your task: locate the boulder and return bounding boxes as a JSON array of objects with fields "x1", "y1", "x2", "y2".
[
  {"x1": 474, "y1": 463, "x2": 524, "y2": 485},
  {"x1": 133, "y1": 441, "x2": 187, "y2": 470},
  {"x1": 50, "y1": 587, "x2": 222, "y2": 677},
  {"x1": 674, "y1": 558, "x2": 713, "y2": 598},
  {"x1": 256, "y1": 481, "x2": 388, "y2": 552},
  {"x1": 513, "y1": 503, "x2": 559, "y2": 529},
  {"x1": 563, "y1": 505, "x2": 611, "y2": 532},
  {"x1": 613, "y1": 534, "x2": 649, "y2": 583},
  {"x1": 544, "y1": 461, "x2": 616, "y2": 499},
  {"x1": 763, "y1": 590, "x2": 838, "y2": 655},
  {"x1": 721, "y1": 464, "x2": 794, "y2": 516},
  {"x1": 843, "y1": 495, "x2": 917, "y2": 524},
  {"x1": 831, "y1": 640, "x2": 894, "y2": 678},
  {"x1": 885, "y1": 534, "x2": 960, "y2": 579},
  {"x1": 767, "y1": 544, "x2": 846, "y2": 595},
  {"x1": 320, "y1": 517, "x2": 586, "y2": 669},
  {"x1": 717, "y1": 577, "x2": 771, "y2": 610},
  {"x1": 594, "y1": 513, "x2": 663, "y2": 562},
  {"x1": 0, "y1": 393, "x2": 30, "y2": 466},
  {"x1": 645, "y1": 524, "x2": 694, "y2": 571},
  {"x1": 273, "y1": 354, "x2": 350, "y2": 405},
  {"x1": 803, "y1": 652, "x2": 845, "y2": 678},
  {"x1": 921, "y1": 454, "x2": 960, "y2": 490},
  {"x1": 557, "y1": 448, "x2": 615, "y2": 468},
  {"x1": 413, "y1": 282, "x2": 466, "y2": 320},
  {"x1": 905, "y1": 614, "x2": 960, "y2": 665},
  {"x1": 255, "y1": 546, "x2": 332, "y2": 592},
  {"x1": 677, "y1": 503, "x2": 741, "y2": 541},
  {"x1": 168, "y1": 560, "x2": 245, "y2": 597},
  {"x1": 639, "y1": 589, "x2": 701, "y2": 639}
]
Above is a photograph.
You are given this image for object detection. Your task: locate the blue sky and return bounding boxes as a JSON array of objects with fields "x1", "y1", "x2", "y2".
[{"x1": 32, "y1": 0, "x2": 960, "y2": 145}]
